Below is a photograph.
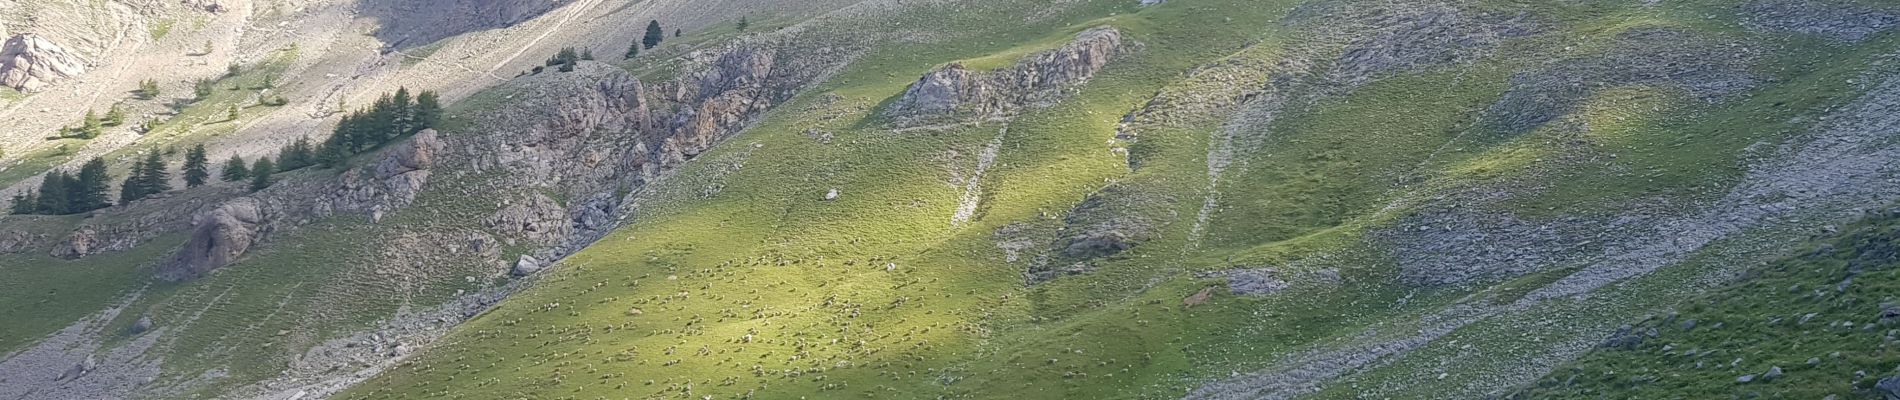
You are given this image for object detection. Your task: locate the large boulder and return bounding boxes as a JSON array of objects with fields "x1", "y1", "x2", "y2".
[
  {"x1": 0, "y1": 33, "x2": 86, "y2": 92},
  {"x1": 159, "y1": 197, "x2": 265, "y2": 281}
]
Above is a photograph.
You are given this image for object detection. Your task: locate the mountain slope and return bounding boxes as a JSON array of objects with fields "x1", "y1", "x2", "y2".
[{"x1": 6, "y1": 0, "x2": 1900, "y2": 399}]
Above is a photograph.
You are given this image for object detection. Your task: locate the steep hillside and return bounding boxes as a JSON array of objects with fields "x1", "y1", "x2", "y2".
[{"x1": 5, "y1": 0, "x2": 1900, "y2": 399}]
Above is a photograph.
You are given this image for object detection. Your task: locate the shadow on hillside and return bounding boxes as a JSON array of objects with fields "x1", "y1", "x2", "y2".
[{"x1": 355, "y1": 0, "x2": 575, "y2": 50}]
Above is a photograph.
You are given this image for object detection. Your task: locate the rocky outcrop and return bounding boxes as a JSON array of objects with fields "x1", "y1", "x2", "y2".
[
  {"x1": 157, "y1": 131, "x2": 447, "y2": 281},
  {"x1": 0, "y1": 33, "x2": 86, "y2": 92},
  {"x1": 159, "y1": 197, "x2": 264, "y2": 281},
  {"x1": 884, "y1": 27, "x2": 1125, "y2": 127},
  {"x1": 48, "y1": 229, "x2": 100, "y2": 259},
  {"x1": 0, "y1": 229, "x2": 44, "y2": 253}
]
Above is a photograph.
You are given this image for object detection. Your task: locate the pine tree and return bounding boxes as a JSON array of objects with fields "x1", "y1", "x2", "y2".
[
  {"x1": 249, "y1": 157, "x2": 275, "y2": 191},
  {"x1": 120, "y1": 160, "x2": 147, "y2": 204},
  {"x1": 136, "y1": 79, "x2": 161, "y2": 100},
  {"x1": 414, "y1": 91, "x2": 442, "y2": 130},
  {"x1": 624, "y1": 42, "x2": 640, "y2": 59},
  {"x1": 104, "y1": 104, "x2": 125, "y2": 127},
  {"x1": 674, "y1": 28, "x2": 681, "y2": 37},
  {"x1": 79, "y1": 110, "x2": 103, "y2": 139},
  {"x1": 280, "y1": 136, "x2": 315, "y2": 171},
  {"x1": 9, "y1": 192, "x2": 35, "y2": 215},
  {"x1": 581, "y1": 48, "x2": 595, "y2": 60},
  {"x1": 316, "y1": 142, "x2": 347, "y2": 169},
  {"x1": 183, "y1": 144, "x2": 210, "y2": 187},
  {"x1": 392, "y1": 88, "x2": 413, "y2": 134},
  {"x1": 67, "y1": 158, "x2": 111, "y2": 213},
  {"x1": 226, "y1": 105, "x2": 240, "y2": 121},
  {"x1": 738, "y1": 16, "x2": 749, "y2": 32},
  {"x1": 36, "y1": 171, "x2": 69, "y2": 215},
  {"x1": 194, "y1": 79, "x2": 214, "y2": 99},
  {"x1": 136, "y1": 150, "x2": 172, "y2": 197},
  {"x1": 220, "y1": 155, "x2": 249, "y2": 182},
  {"x1": 643, "y1": 20, "x2": 665, "y2": 49}
]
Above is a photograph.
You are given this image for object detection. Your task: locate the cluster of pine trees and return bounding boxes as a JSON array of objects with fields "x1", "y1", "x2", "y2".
[
  {"x1": 10, "y1": 158, "x2": 110, "y2": 215},
  {"x1": 10, "y1": 88, "x2": 442, "y2": 215},
  {"x1": 547, "y1": 47, "x2": 595, "y2": 73},
  {"x1": 9, "y1": 143, "x2": 211, "y2": 215},
  {"x1": 316, "y1": 88, "x2": 441, "y2": 168}
]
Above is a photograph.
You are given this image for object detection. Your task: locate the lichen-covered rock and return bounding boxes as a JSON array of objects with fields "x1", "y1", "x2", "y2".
[{"x1": 0, "y1": 33, "x2": 86, "y2": 92}]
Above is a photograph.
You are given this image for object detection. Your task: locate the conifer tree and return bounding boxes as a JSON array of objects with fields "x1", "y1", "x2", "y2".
[
  {"x1": 184, "y1": 144, "x2": 210, "y2": 187},
  {"x1": 104, "y1": 104, "x2": 125, "y2": 127},
  {"x1": 9, "y1": 192, "x2": 35, "y2": 215},
  {"x1": 221, "y1": 154, "x2": 250, "y2": 182},
  {"x1": 250, "y1": 157, "x2": 275, "y2": 191},
  {"x1": 643, "y1": 20, "x2": 665, "y2": 49},
  {"x1": 35, "y1": 171, "x2": 69, "y2": 215},
  {"x1": 137, "y1": 79, "x2": 161, "y2": 99},
  {"x1": 79, "y1": 110, "x2": 103, "y2": 139},
  {"x1": 414, "y1": 91, "x2": 442, "y2": 130},
  {"x1": 120, "y1": 160, "x2": 147, "y2": 204},
  {"x1": 624, "y1": 42, "x2": 640, "y2": 59},
  {"x1": 392, "y1": 88, "x2": 413, "y2": 134},
  {"x1": 316, "y1": 142, "x2": 346, "y2": 169},
  {"x1": 194, "y1": 79, "x2": 214, "y2": 99},
  {"x1": 132, "y1": 150, "x2": 172, "y2": 199},
  {"x1": 69, "y1": 158, "x2": 111, "y2": 212},
  {"x1": 738, "y1": 16, "x2": 749, "y2": 32},
  {"x1": 280, "y1": 136, "x2": 315, "y2": 171}
]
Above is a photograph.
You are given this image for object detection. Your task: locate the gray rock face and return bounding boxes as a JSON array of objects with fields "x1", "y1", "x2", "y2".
[
  {"x1": 0, "y1": 33, "x2": 86, "y2": 92},
  {"x1": 884, "y1": 27, "x2": 1125, "y2": 127}
]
